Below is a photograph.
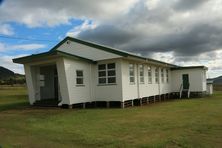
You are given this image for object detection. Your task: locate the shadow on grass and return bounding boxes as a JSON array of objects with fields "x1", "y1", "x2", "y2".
[{"x1": 0, "y1": 102, "x2": 29, "y2": 112}]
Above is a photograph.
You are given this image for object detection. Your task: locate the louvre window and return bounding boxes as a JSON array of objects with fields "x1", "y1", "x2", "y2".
[
  {"x1": 155, "y1": 68, "x2": 159, "y2": 83},
  {"x1": 139, "y1": 65, "x2": 144, "y2": 83},
  {"x1": 129, "y1": 64, "x2": 135, "y2": 83},
  {"x1": 148, "y1": 66, "x2": 152, "y2": 84},
  {"x1": 166, "y1": 69, "x2": 169, "y2": 83},
  {"x1": 161, "y1": 68, "x2": 164, "y2": 83}
]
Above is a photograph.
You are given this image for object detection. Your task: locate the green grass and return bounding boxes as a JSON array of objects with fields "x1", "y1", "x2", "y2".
[{"x1": 0, "y1": 87, "x2": 222, "y2": 148}]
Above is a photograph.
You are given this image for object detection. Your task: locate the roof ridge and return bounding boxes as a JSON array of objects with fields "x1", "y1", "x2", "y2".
[{"x1": 64, "y1": 36, "x2": 178, "y2": 67}]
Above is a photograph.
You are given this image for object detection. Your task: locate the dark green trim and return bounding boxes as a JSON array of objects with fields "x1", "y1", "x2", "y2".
[
  {"x1": 13, "y1": 50, "x2": 96, "y2": 64},
  {"x1": 13, "y1": 51, "x2": 57, "y2": 64},
  {"x1": 171, "y1": 66, "x2": 208, "y2": 71},
  {"x1": 50, "y1": 38, "x2": 69, "y2": 52},
  {"x1": 50, "y1": 36, "x2": 128, "y2": 57}
]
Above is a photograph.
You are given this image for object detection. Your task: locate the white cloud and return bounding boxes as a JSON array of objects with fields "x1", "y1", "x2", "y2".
[
  {"x1": 0, "y1": 42, "x2": 46, "y2": 52},
  {"x1": 66, "y1": 20, "x2": 98, "y2": 37},
  {"x1": 0, "y1": 0, "x2": 222, "y2": 77},
  {"x1": 150, "y1": 51, "x2": 175, "y2": 64},
  {"x1": 0, "y1": 54, "x2": 27, "y2": 74},
  {"x1": 0, "y1": 23, "x2": 14, "y2": 35},
  {"x1": 11, "y1": 44, "x2": 46, "y2": 51},
  {"x1": 0, "y1": 0, "x2": 138, "y2": 27},
  {"x1": 147, "y1": 49, "x2": 222, "y2": 78}
]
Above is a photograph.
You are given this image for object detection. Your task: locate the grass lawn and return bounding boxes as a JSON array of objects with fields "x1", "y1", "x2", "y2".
[{"x1": 0, "y1": 87, "x2": 222, "y2": 148}]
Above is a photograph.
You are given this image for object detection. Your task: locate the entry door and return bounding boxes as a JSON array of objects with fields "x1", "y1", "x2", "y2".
[{"x1": 182, "y1": 74, "x2": 189, "y2": 89}]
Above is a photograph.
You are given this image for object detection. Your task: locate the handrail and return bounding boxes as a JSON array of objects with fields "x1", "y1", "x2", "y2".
[
  {"x1": 187, "y1": 83, "x2": 190, "y2": 98},
  {"x1": 179, "y1": 83, "x2": 183, "y2": 99}
]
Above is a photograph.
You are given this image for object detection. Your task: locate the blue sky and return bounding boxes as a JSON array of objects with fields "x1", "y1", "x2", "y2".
[
  {"x1": 0, "y1": 0, "x2": 222, "y2": 78},
  {"x1": 1, "y1": 19, "x2": 84, "y2": 54}
]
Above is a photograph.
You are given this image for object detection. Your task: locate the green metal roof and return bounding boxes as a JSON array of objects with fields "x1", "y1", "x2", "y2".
[{"x1": 51, "y1": 37, "x2": 178, "y2": 67}]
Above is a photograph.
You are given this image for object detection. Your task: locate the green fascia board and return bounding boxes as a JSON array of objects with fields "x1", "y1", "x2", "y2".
[
  {"x1": 171, "y1": 66, "x2": 208, "y2": 71},
  {"x1": 12, "y1": 51, "x2": 56, "y2": 63},
  {"x1": 12, "y1": 50, "x2": 96, "y2": 64}
]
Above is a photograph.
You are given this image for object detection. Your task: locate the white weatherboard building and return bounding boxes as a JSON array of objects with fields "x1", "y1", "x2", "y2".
[{"x1": 13, "y1": 37, "x2": 209, "y2": 108}]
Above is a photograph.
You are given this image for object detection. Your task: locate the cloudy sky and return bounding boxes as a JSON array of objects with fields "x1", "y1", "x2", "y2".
[{"x1": 0, "y1": 0, "x2": 222, "y2": 78}]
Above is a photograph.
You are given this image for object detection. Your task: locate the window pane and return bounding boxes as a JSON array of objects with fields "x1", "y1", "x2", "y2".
[
  {"x1": 130, "y1": 71, "x2": 134, "y2": 76},
  {"x1": 108, "y1": 77, "x2": 116, "y2": 83},
  {"x1": 140, "y1": 77, "x2": 144, "y2": 83},
  {"x1": 99, "y1": 78, "x2": 106, "y2": 84},
  {"x1": 108, "y1": 63, "x2": 115, "y2": 69},
  {"x1": 99, "y1": 71, "x2": 106, "y2": 77},
  {"x1": 129, "y1": 64, "x2": 135, "y2": 83},
  {"x1": 76, "y1": 78, "x2": 83, "y2": 84},
  {"x1": 148, "y1": 78, "x2": 152, "y2": 83},
  {"x1": 76, "y1": 70, "x2": 83, "y2": 77},
  {"x1": 98, "y1": 64, "x2": 106, "y2": 70},
  {"x1": 130, "y1": 77, "x2": 135, "y2": 83},
  {"x1": 139, "y1": 65, "x2": 144, "y2": 75},
  {"x1": 148, "y1": 66, "x2": 152, "y2": 83},
  {"x1": 108, "y1": 70, "x2": 115, "y2": 76}
]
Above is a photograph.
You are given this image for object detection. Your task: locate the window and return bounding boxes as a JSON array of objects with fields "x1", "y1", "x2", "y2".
[
  {"x1": 161, "y1": 68, "x2": 164, "y2": 83},
  {"x1": 139, "y1": 65, "x2": 144, "y2": 83},
  {"x1": 98, "y1": 64, "x2": 106, "y2": 84},
  {"x1": 148, "y1": 66, "x2": 152, "y2": 83},
  {"x1": 107, "y1": 63, "x2": 116, "y2": 83},
  {"x1": 166, "y1": 69, "x2": 169, "y2": 83},
  {"x1": 98, "y1": 63, "x2": 116, "y2": 84},
  {"x1": 155, "y1": 67, "x2": 159, "y2": 83},
  {"x1": 76, "y1": 70, "x2": 84, "y2": 85},
  {"x1": 129, "y1": 64, "x2": 135, "y2": 83}
]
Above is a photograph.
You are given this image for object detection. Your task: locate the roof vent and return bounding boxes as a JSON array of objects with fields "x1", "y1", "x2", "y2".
[{"x1": 66, "y1": 40, "x2": 70, "y2": 44}]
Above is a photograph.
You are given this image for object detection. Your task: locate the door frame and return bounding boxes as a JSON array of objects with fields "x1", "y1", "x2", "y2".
[{"x1": 182, "y1": 74, "x2": 189, "y2": 89}]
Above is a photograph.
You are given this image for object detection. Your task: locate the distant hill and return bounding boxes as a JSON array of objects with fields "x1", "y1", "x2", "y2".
[
  {"x1": 210, "y1": 76, "x2": 222, "y2": 85},
  {"x1": 0, "y1": 66, "x2": 25, "y2": 85},
  {"x1": 0, "y1": 66, "x2": 15, "y2": 79}
]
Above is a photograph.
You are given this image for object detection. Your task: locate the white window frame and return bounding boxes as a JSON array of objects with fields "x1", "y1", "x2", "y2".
[
  {"x1": 98, "y1": 64, "x2": 106, "y2": 84},
  {"x1": 76, "y1": 70, "x2": 84, "y2": 86},
  {"x1": 139, "y1": 64, "x2": 144, "y2": 84},
  {"x1": 155, "y1": 67, "x2": 159, "y2": 83},
  {"x1": 148, "y1": 66, "x2": 152, "y2": 84},
  {"x1": 98, "y1": 63, "x2": 116, "y2": 85},
  {"x1": 129, "y1": 64, "x2": 135, "y2": 84},
  {"x1": 107, "y1": 63, "x2": 116, "y2": 84}
]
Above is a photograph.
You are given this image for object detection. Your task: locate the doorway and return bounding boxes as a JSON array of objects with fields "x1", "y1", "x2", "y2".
[
  {"x1": 40, "y1": 65, "x2": 58, "y2": 100},
  {"x1": 182, "y1": 74, "x2": 189, "y2": 89},
  {"x1": 54, "y1": 68, "x2": 59, "y2": 100}
]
